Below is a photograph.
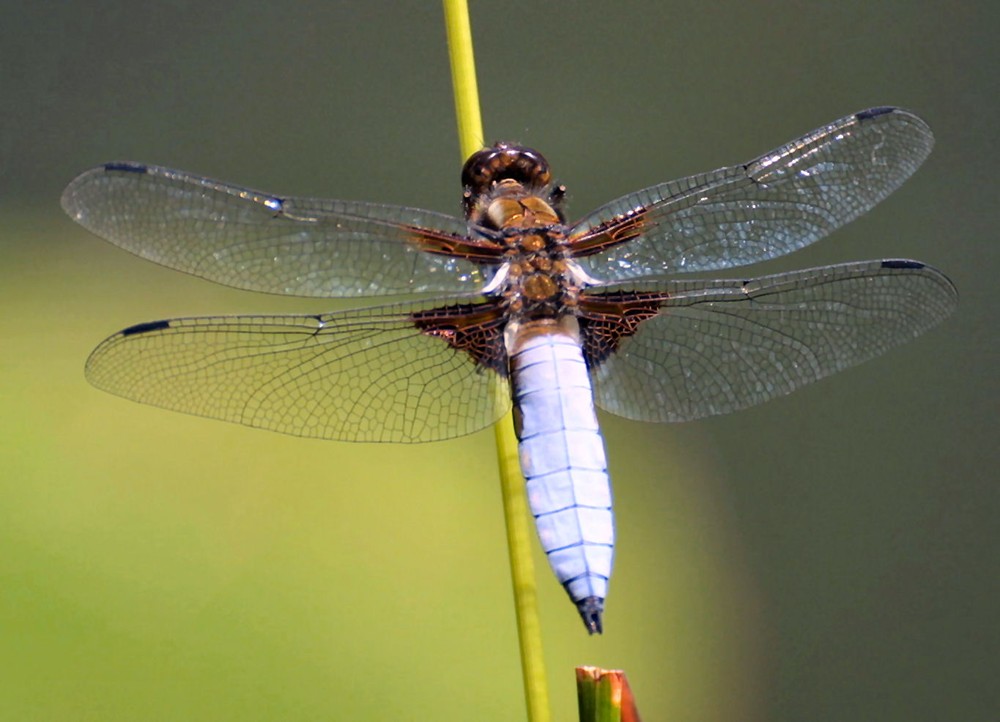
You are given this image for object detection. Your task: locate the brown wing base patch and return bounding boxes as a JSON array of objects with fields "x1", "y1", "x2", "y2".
[
  {"x1": 578, "y1": 292, "x2": 666, "y2": 367},
  {"x1": 410, "y1": 302, "x2": 509, "y2": 375},
  {"x1": 566, "y1": 211, "x2": 650, "y2": 256},
  {"x1": 404, "y1": 227, "x2": 505, "y2": 262}
]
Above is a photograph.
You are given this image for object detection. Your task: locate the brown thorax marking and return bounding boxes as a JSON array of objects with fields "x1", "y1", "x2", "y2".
[{"x1": 462, "y1": 143, "x2": 579, "y2": 320}]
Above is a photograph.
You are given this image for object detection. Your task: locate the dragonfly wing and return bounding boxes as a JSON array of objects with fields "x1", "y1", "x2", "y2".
[
  {"x1": 86, "y1": 300, "x2": 511, "y2": 442},
  {"x1": 62, "y1": 163, "x2": 502, "y2": 297},
  {"x1": 581, "y1": 260, "x2": 957, "y2": 422},
  {"x1": 569, "y1": 108, "x2": 934, "y2": 280}
]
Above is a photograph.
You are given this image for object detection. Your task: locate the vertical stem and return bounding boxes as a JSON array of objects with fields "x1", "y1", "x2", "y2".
[
  {"x1": 494, "y1": 412, "x2": 551, "y2": 722},
  {"x1": 442, "y1": 0, "x2": 484, "y2": 156},
  {"x1": 441, "y1": 3, "x2": 551, "y2": 721}
]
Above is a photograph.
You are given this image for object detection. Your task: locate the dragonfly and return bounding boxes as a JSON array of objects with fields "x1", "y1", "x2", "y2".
[{"x1": 62, "y1": 106, "x2": 957, "y2": 634}]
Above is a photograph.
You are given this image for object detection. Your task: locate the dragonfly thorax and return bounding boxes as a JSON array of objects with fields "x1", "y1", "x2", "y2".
[
  {"x1": 489, "y1": 223, "x2": 588, "y2": 320},
  {"x1": 463, "y1": 162, "x2": 582, "y2": 318}
]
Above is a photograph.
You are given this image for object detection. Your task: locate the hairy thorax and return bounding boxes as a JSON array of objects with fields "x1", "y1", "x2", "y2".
[{"x1": 462, "y1": 144, "x2": 591, "y2": 323}]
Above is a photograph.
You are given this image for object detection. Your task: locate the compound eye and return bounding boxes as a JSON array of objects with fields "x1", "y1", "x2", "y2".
[
  {"x1": 461, "y1": 145, "x2": 503, "y2": 191},
  {"x1": 461, "y1": 143, "x2": 552, "y2": 192},
  {"x1": 510, "y1": 149, "x2": 552, "y2": 187}
]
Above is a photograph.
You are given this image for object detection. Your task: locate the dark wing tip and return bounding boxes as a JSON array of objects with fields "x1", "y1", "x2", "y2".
[
  {"x1": 853, "y1": 106, "x2": 932, "y2": 142},
  {"x1": 856, "y1": 106, "x2": 898, "y2": 121},
  {"x1": 62, "y1": 161, "x2": 149, "y2": 219},
  {"x1": 120, "y1": 319, "x2": 171, "y2": 337},
  {"x1": 880, "y1": 258, "x2": 959, "y2": 304},
  {"x1": 881, "y1": 258, "x2": 925, "y2": 270},
  {"x1": 577, "y1": 597, "x2": 605, "y2": 635},
  {"x1": 103, "y1": 161, "x2": 148, "y2": 174}
]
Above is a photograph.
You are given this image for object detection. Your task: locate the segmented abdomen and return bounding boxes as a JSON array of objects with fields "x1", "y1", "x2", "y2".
[{"x1": 508, "y1": 321, "x2": 614, "y2": 632}]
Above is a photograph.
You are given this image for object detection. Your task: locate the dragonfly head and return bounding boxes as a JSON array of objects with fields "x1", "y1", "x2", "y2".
[{"x1": 462, "y1": 142, "x2": 566, "y2": 223}]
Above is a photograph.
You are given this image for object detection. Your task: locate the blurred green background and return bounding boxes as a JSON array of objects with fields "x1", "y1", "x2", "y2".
[{"x1": 1, "y1": 2, "x2": 997, "y2": 720}]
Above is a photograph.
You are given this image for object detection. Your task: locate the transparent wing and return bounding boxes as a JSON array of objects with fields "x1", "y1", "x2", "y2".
[
  {"x1": 62, "y1": 163, "x2": 502, "y2": 297},
  {"x1": 586, "y1": 260, "x2": 957, "y2": 422},
  {"x1": 86, "y1": 300, "x2": 511, "y2": 442},
  {"x1": 570, "y1": 107, "x2": 934, "y2": 280}
]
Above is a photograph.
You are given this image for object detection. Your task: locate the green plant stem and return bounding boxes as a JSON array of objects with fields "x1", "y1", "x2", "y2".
[
  {"x1": 442, "y1": 0, "x2": 483, "y2": 156},
  {"x1": 442, "y1": 2, "x2": 551, "y2": 721},
  {"x1": 576, "y1": 667, "x2": 642, "y2": 722}
]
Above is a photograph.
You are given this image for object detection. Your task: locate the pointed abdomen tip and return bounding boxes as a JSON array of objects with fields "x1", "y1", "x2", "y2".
[{"x1": 577, "y1": 597, "x2": 604, "y2": 635}]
